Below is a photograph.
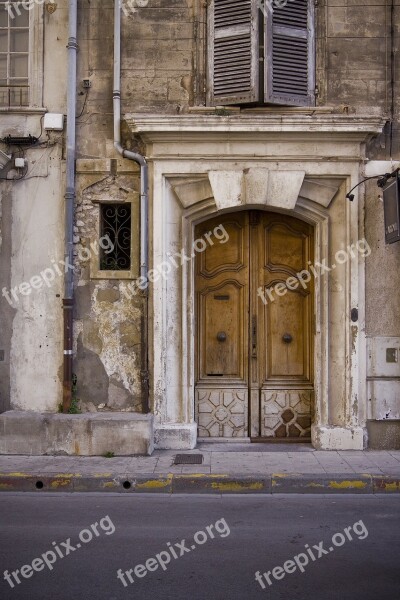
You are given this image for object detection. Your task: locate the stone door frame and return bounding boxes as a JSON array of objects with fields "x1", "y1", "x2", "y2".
[{"x1": 151, "y1": 162, "x2": 367, "y2": 450}]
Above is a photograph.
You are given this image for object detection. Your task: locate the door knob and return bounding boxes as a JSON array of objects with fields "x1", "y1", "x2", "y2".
[
  {"x1": 217, "y1": 331, "x2": 227, "y2": 342},
  {"x1": 282, "y1": 333, "x2": 293, "y2": 344}
]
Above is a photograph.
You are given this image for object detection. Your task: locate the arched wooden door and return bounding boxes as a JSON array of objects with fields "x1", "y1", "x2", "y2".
[{"x1": 195, "y1": 210, "x2": 314, "y2": 440}]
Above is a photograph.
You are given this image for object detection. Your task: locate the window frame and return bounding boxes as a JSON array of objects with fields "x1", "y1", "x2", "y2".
[
  {"x1": 90, "y1": 195, "x2": 140, "y2": 281},
  {"x1": 0, "y1": 1, "x2": 44, "y2": 110}
]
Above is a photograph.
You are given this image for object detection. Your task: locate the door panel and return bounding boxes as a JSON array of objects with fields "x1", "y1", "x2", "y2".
[
  {"x1": 200, "y1": 282, "x2": 245, "y2": 378},
  {"x1": 267, "y1": 290, "x2": 311, "y2": 379},
  {"x1": 197, "y1": 389, "x2": 248, "y2": 438},
  {"x1": 195, "y1": 214, "x2": 249, "y2": 439},
  {"x1": 261, "y1": 390, "x2": 314, "y2": 438},
  {"x1": 195, "y1": 211, "x2": 314, "y2": 440},
  {"x1": 196, "y1": 214, "x2": 249, "y2": 384}
]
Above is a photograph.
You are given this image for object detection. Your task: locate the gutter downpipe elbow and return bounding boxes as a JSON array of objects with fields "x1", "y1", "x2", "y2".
[{"x1": 113, "y1": 0, "x2": 149, "y2": 410}]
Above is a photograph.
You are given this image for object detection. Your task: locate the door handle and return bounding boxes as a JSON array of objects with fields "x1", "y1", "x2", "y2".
[
  {"x1": 282, "y1": 333, "x2": 293, "y2": 344},
  {"x1": 252, "y1": 316, "x2": 257, "y2": 357}
]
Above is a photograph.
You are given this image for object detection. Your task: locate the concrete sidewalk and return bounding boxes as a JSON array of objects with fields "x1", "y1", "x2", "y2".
[{"x1": 1, "y1": 443, "x2": 400, "y2": 494}]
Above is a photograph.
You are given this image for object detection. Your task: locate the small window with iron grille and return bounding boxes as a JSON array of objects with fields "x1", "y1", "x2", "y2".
[
  {"x1": 0, "y1": 2, "x2": 30, "y2": 107},
  {"x1": 100, "y1": 203, "x2": 132, "y2": 271}
]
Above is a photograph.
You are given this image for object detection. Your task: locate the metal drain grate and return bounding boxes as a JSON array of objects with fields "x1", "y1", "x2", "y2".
[{"x1": 174, "y1": 454, "x2": 203, "y2": 465}]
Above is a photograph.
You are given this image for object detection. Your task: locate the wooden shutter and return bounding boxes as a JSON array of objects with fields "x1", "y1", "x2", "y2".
[
  {"x1": 264, "y1": 0, "x2": 315, "y2": 106},
  {"x1": 208, "y1": 0, "x2": 260, "y2": 105}
]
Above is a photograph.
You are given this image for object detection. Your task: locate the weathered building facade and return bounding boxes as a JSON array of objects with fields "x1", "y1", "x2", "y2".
[{"x1": 0, "y1": 0, "x2": 399, "y2": 454}]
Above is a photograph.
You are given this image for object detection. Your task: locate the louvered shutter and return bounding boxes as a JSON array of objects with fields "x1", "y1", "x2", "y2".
[
  {"x1": 208, "y1": 0, "x2": 260, "y2": 105},
  {"x1": 264, "y1": 0, "x2": 315, "y2": 106}
]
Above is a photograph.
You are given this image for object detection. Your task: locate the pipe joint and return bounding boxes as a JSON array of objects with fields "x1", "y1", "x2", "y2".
[{"x1": 67, "y1": 37, "x2": 78, "y2": 51}]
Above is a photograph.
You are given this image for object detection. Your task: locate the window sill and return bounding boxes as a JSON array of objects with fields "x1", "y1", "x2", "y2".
[{"x1": 90, "y1": 270, "x2": 138, "y2": 281}]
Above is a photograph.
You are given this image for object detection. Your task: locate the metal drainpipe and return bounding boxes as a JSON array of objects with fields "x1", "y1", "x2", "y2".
[
  {"x1": 113, "y1": 0, "x2": 150, "y2": 411},
  {"x1": 62, "y1": 0, "x2": 78, "y2": 412}
]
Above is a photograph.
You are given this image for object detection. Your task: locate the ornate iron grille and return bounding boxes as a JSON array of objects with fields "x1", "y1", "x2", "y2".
[{"x1": 100, "y1": 203, "x2": 131, "y2": 270}]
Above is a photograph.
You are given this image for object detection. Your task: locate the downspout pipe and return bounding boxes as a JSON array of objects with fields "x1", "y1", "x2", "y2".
[
  {"x1": 113, "y1": 0, "x2": 149, "y2": 411},
  {"x1": 113, "y1": 0, "x2": 148, "y2": 283},
  {"x1": 62, "y1": 0, "x2": 78, "y2": 412}
]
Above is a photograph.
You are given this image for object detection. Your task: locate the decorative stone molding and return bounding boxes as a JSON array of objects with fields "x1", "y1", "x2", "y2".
[
  {"x1": 170, "y1": 170, "x2": 345, "y2": 210},
  {"x1": 208, "y1": 171, "x2": 244, "y2": 209},
  {"x1": 127, "y1": 113, "x2": 386, "y2": 138},
  {"x1": 299, "y1": 177, "x2": 344, "y2": 208},
  {"x1": 168, "y1": 177, "x2": 213, "y2": 209}
]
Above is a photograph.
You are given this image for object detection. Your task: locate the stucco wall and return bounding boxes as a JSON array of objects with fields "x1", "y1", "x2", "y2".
[
  {"x1": 365, "y1": 180, "x2": 400, "y2": 338},
  {"x1": 0, "y1": 4, "x2": 68, "y2": 412}
]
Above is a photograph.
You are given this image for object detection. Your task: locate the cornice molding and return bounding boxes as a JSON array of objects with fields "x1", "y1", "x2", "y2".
[{"x1": 126, "y1": 113, "x2": 386, "y2": 142}]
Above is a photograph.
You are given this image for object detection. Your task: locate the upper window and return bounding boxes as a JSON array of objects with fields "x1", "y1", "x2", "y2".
[
  {"x1": 0, "y1": 1, "x2": 30, "y2": 107},
  {"x1": 207, "y1": 0, "x2": 315, "y2": 107}
]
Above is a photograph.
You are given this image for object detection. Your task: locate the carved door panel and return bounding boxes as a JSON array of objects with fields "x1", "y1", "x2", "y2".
[
  {"x1": 195, "y1": 213, "x2": 249, "y2": 438},
  {"x1": 252, "y1": 213, "x2": 314, "y2": 440},
  {"x1": 195, "y1": 211, "x2": 314, "y2": 440}
]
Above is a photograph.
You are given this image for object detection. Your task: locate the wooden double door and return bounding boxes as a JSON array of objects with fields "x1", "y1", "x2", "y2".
[{"x1": 195, "y1": 211, "x2": 314, "y2": 440}]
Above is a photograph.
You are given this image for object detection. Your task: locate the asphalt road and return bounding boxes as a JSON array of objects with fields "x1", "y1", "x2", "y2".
[{"x1": 0, "y1": 493, "x2": 399, "y2": 600}]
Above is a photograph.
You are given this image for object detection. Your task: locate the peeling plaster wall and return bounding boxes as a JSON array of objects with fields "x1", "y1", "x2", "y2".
[
  {"x1": 0, "y1": 3, "x2": 67, "y2": 413},
  {"x1": 72, "y1": 166, "x2": 146, "y2": 412},
  {"x1": 9, "y1": 146, "x2": 65, "y2": 411}
]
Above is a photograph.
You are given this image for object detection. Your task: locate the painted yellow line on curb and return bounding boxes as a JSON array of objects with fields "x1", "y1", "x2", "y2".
[
  {"x1": 378, "y1": 481, "x2": 400, "y2": 492},
  {"x1": 136, "y1": 476, "x2": 173, "y2": 490},
  {"x1": 329, "y1": 480, "x2": 368, "y2": 489},
  {"x1": 210, "y1": 481, "x2": 264, "y2": 492},
  {"x1": 50, "y1": 479, "x2": 72, "y2": 489},
  {"x1": 175, "y1": 474, "x2": 228, "y2": 479}
]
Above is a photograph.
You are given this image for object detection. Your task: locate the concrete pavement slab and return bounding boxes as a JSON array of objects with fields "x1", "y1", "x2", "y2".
[{"x1": 1, "y1": 448, "x2": 400, "y2": 494}]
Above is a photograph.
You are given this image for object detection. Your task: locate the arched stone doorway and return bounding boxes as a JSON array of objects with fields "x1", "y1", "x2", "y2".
[{"x1": 150, "y1": 166, "x2": 366, "y2": 451}]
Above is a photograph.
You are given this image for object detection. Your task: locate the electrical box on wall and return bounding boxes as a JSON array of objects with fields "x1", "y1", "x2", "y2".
[
  {"x1": 43, "y1": 113, "x2": 64, "y2": 131},
  {"x1": 383, "y1": 173, "x2": 400, "y2": 244}
]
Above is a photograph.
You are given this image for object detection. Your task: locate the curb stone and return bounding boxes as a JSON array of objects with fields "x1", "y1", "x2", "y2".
[{"x1": 0, "y1": 473, "x2": 399, "y2": 494}]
